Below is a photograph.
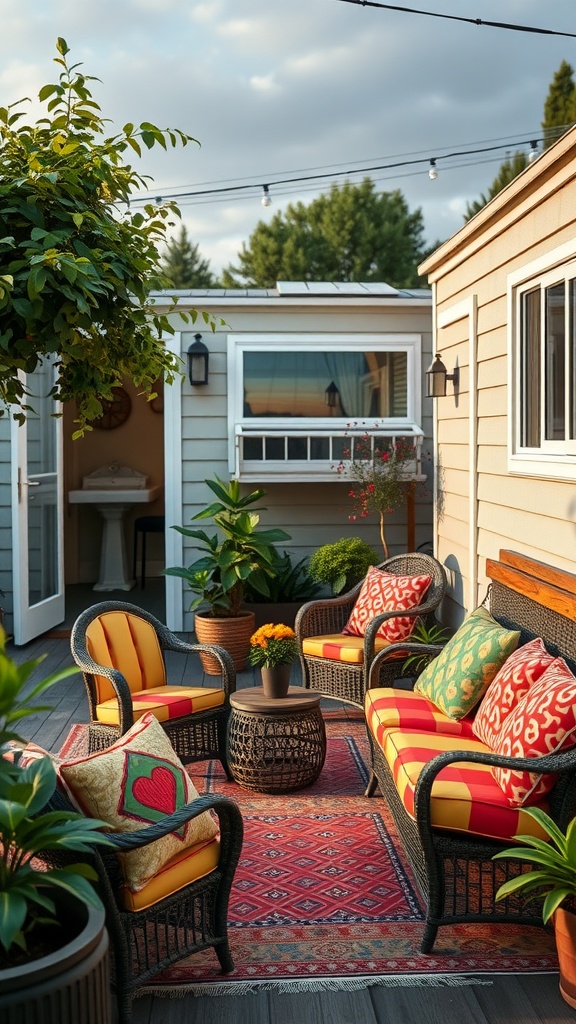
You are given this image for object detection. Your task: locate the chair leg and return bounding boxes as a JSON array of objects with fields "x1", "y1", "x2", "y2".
[
  {"x1": 141, "y1": 529, "x2": 146, "y2": 589},
  {"x1": 132, "y1": 528, "x2": 138, "y2": 583},
  {"x1": 364, "y1": 771, "x2": 379, "y2": 798},
  {"x1": 216, "y1": 939, "x2": 234, "y2": 973}
]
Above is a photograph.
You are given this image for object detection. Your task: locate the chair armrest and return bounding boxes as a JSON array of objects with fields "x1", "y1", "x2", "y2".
[
  {"x1": 70, "y1": 646, "x2": 135, "y2": 729},
  {"x1": 107, "y1": 793, "x2": 243, "y2": 851},
  {"x1": 295, "y1": 590, "x2": 359, "y2": 640},
  {"x1": 367, "y1": 642, "x2": 444, "y2": 689},
  {"x1": 158, "y1": 633, "x2": 236, "y2": 696}
]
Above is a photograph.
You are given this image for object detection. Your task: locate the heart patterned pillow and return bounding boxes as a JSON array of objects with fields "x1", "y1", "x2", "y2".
[{"x1": 58, "y1": 712, "x2": 218, "y2": 891}]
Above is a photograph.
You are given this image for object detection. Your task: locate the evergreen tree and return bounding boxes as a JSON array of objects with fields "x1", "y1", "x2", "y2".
[
  {"x1": 161, "y1": 225, "x2": 217, "y2": 287},
  {"x1": 542, "y1": 60, "x2": 576, "y2": 149},
  {"x1": 221, "y1": 179, "x2": 427, "y2": 288},
  {"x1": 464, "y1": 152, "x2": 528, "y2": 222}
]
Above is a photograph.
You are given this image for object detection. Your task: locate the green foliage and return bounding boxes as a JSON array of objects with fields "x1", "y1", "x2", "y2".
[
  {"x1": 0, "y1": 38, "x2": 218, "y2": 434},
  {"x1": 464, "y1": 152, "x2": 528, "y2": 222},
  {"x1": 221, "y1": 179, "x2": 427, "y2": 289},
  {"x1": 242, "y1": 551, "x2": 322, "y2": 604},
  {"x1": 309, "y1": 536, "x2": 379, "y2": 595},
  {"x1": 401, "y1": 619, "x2": 451, "y2": 675},
  {"x1": 164, "y1": 476, "x2": 291, "y2": 617},
  {"x1": 542, "y1": 60, "x2": 576, "y2": 149},
  {"x1": 0, "y1": 627, "x2": 114, "y2": 956},
  {"x1": 160, "y1": 225, "x2": 218, "y2": 288},
  {"x1": 494, "y1": 808, "x2": 576, "y2": 925}
]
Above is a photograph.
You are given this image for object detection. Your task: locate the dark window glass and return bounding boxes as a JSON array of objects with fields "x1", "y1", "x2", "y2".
[
  {"x1": 545, "y1": 283, "x2": 565, "y2": 440},
  {"x1": 520, "y1": 288, "x2": 541, "y2": 448}
]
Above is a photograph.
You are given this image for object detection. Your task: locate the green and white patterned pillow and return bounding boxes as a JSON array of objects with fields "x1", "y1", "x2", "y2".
[{"x1": 414, "y1": 606, "x2": 520, "y2": 720}]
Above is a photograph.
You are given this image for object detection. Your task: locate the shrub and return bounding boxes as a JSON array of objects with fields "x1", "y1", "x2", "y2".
[{"x1": 309, "y1": 537, "x2": 379, "y2": 595}]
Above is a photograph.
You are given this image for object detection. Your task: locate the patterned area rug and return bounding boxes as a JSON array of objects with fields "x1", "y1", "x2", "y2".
[{"x1": 59, "y1": 710, "x2": 558, "y2": 996}]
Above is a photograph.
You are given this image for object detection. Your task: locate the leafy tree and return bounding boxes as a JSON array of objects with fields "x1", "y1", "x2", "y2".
[
  {"x1": 161, "y1": 225, "x2": 218, "y2": 288},
  {"x1": 222, "y1": 179, "x2": 427, "y2": 288},
  {"x1": 464, "y1": 152, "x2": 528, "y2": 222},
  {"x1": 0, "y1": 38, "x2": 213, "y2": 435},
  {"x1": 542, "y1": 60, "x2": 576, "y2": 149}
]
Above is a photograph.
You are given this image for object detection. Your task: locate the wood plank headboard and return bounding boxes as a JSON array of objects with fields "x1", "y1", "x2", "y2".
[{"x1": 485, "y1": 550, "x2": 576, "y2": 624}]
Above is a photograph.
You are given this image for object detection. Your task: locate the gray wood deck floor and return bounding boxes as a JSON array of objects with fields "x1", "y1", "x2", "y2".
[{"x1": 9, "y1": 632, "x2": 574, "y2": 1024}]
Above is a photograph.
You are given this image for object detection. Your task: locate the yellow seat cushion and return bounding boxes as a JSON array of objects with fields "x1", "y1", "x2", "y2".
[
  {"x1": 302, "y1": 633, "x2": 391, "y2": 665},
  {"x1": 86, "y1": 610, "x2": 167, "y2": 703},
  {"x1": 96, "y1": 685, "x2": 225, "y2": 726},
  {"x1": 374, "y1": 726, "x2": 549, "y2": 843},
  {"x1": 122, "y1": 837, "x2": 221, "y2": 912},
  {"x1": 365, "y1": 687, "x2": 476, "y2": 745}
]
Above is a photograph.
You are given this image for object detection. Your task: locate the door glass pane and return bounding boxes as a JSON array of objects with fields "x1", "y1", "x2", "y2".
[
  {"x1": 242, "y1": 351, "x2": 408, "y2": 418},
  {"x1": 545, "y1": 282, "x2": 565, "y2": 440},
  {"x1": 26, "y1": 363, "x2": 58, "y2": 604}
]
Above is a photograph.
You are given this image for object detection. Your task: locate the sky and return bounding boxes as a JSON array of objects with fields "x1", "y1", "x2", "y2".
[{"x1": 0, "y1": 0, "x2": 574, "y2": 278}]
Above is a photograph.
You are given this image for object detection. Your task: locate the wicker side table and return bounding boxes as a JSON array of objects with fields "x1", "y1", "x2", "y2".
[{"x1": 227, "y1": 687, "x2": 326, "y2": 793}]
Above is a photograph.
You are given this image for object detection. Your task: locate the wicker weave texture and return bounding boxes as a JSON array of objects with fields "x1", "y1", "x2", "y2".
[{"x1": 227, "y1": 703, "x2": 326, "y2": 793}]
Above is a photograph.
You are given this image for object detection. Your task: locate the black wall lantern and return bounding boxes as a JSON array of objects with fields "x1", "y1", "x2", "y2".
[
  {"x1": 425, "y1": 353, "x2": 459, "y2": 398},
  {"x1": 187, "y1": 334, "x2": 209, "y2": 385},
  {"x1": 325, "y1": 380, "x2": 340, "y2": 408}
]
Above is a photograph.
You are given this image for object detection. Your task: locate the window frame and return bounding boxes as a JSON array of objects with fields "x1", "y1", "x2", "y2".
[
  {"x1": 508, "y1": 242, "x2": 576, "y2": 480},
  {"x1": 227, "y1": 332, "x2": 423, "y2": 479}
]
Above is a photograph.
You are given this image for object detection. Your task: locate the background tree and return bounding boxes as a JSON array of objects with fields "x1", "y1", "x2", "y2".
[
  {"x1": 161, "y1": 225, "x2": 218, "y2": 288},
  {"x1": 464, "y1": 152, "x2": 528, "y2": 222},
  {"x1": 542, "y1": 60, "x2": 576, "y2": 149},
  {"x1": 0, "y1": 38, "x2": 213, "y2": 435},
  {"x1": 221, "y1": 179, "x2": 427, "y2": 288}
]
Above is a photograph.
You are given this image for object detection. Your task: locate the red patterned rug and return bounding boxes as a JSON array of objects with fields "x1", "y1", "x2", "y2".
[{"x1": 59, "y1": 711, "x2": 558, "y2": 996}]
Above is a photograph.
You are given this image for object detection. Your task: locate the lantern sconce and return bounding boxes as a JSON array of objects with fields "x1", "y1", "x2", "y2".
[
  {"x1": 425, "y1": 353, "x2": 459, "y2": 399},
  {"x1": 187, "y1": 334, "x2": 209, "y2": 386},
  {"x1": 324, "y1": 380, "x2": 340, "y2": 408}
]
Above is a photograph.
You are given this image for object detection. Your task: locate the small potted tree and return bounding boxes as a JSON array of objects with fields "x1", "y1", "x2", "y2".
[{"x1": 164, "y1": 476, "x2": 290, "y2": 672}]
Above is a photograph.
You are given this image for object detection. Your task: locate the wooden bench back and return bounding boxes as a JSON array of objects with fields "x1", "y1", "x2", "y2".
[{"x1": 486, "y1": 550, "x2": 576, "y2": 677}]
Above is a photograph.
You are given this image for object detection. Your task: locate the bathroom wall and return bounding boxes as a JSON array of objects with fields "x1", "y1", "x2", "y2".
[{"x1": 63, "y1": 378, "x2": 165, "y2": 584}]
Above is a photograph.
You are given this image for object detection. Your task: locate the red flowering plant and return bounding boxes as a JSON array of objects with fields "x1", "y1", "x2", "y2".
[{"x1": 334, "y1": 426, "x2": 419, "y2": 558}]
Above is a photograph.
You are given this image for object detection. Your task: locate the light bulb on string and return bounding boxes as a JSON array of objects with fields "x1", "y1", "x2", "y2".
[
  {"x1": 428, "y1": 159, "x2": 438, "y2": 181},
  {"x1": 261, "y1": 185, "x2": 272, "y2": 207},
  {"x1": 528, "y1": 141, "x2": 539, "y2": 162}
]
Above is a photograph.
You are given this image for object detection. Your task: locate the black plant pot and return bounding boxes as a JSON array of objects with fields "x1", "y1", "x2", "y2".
[{"x1": 0, "y1": 898, "x2": 111, "y2": 1024}]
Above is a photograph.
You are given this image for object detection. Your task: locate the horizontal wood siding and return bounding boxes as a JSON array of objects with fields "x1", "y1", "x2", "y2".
[{"x1": 426, "y1": 139, "x2": 576, "y2": 623}]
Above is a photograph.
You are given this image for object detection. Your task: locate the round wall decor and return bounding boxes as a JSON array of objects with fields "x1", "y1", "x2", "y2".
[{"x1": 90, "y1": 386, "x2": 132, "y2": 430}]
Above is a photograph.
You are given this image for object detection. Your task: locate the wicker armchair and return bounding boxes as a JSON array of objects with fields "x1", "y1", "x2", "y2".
[
  {"x1": 70, "y1": 602, "x2": 235, "y2": 776},
  {"x1": 296, "y1": 553, "x2": 447, "y2": 707},
  {"x1": 48, "y1": 785, "x2": 243, "y2": 1024}
]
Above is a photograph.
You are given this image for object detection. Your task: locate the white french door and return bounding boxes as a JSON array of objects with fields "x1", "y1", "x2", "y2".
[{"x1": 11, "y1": 360, "x2": 64, "y2": 644}]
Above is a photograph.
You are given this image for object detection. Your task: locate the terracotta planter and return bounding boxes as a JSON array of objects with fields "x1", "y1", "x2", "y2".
[
  {"x1": 194, "y1": 610, "x2": 256, "y2": 674},
  {"x1": 261, "y1": 663, "x2": 293, "y2": 699},
  {"x1": 555, "y1": 907, "x2": 576, "y2": 1009}
]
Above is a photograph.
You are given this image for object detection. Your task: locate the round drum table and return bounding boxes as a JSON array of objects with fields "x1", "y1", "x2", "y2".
[{"x1": 227, "y1": 686, "x2": 326, "y2": 793}]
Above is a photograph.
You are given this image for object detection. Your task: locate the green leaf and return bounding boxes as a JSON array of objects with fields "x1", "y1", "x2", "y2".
[{"x1": 0, "y1": 891, "x2": 27, "y2": 952}]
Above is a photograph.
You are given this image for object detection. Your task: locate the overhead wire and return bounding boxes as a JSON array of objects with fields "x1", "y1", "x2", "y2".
[{"x1": 334, "y1": 1, "x2": 576, "y2": 40}]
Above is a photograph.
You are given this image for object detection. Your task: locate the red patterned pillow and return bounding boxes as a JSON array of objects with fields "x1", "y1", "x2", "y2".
[
  {"x1": 342, "y1": 567, "x2": 432, "y2": 642},
  {"x1": 492, "y1": 657, "x2": 576, "y2": 806},
  {"x1": 472, "y1": 637, "x2": 554, "y2": 748}
]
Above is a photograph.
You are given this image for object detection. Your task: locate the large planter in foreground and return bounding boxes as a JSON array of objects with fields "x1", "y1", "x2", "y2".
[
  {"x1": 0, "y1": 900, "x2": 111, "y2": 1024},
  {"x1": 194, "y1": 609, "x2": 256, "y2": 674},
  {"x1": 555, "y1": 907, "x2": 576, "y2": 1009}
]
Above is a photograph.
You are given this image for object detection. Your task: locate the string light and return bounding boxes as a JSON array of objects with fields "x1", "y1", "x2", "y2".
[
  {"x1": 528, "y1": 140, "x2": 539, "y2": 162},
  {"x1": 428, "y1": 158, "x2": 438, "y2": 180},
  {"x1": 261, "y1": 185, "x2": 272, "y2": 207}
]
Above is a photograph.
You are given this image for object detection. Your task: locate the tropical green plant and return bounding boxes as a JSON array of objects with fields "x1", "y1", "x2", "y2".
[
  {"x1": 401, "y1": 619, "x2": 451, "y2": 676},
  {"x1": 0, "y1": 628, "x2": 114, "y2": 959},
  {"x1": 0, "y1": 37, "x2": 218, "y2": 436},
  {"x1": 248, "y1": 623, "x2": 299, "y2": 669},
  {"x1": 494, "y1": 808, "x2": 576, "y2": 924},
  {"x1": 242, "y1": 551, "x2": 322, "y2": 604},
  {"x1": 164, "y1": 476, "x2": 291, "y2": 617},
  {"x1": 309, "y1": 536, "x2": 379, "y2": 596}
]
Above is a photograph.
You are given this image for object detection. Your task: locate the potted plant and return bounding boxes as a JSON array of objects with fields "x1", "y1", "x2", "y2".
[
  {"x1": 0, "y1": 628, "x2": 115, "y2": 1021},
  {"x1": 164, "y1": 476, "x2": 290, "y2": 672},
  {"x1": 493, "y1": 807, "x2": 576, "y2": 1009},
  {"x1": 243, "y1": 551, "x2": 323, "y2": 628},
  {"x1": 401, "y1": 619, "x2": 452, "y2": 678},
  {"x1": 248, "y1": 623, "x2": 300, "y2": 699},
  {"x1": 309, "y1": 536, "x2": 379, "y2": 595}
]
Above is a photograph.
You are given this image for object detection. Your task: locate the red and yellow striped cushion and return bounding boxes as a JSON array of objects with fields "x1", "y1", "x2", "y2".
[
  {"x1": 302, "y1": 633, "x2": 391, "y2": 664},
  {"x1": 122, "y1": 837, "x2": 221, "y2": 912},
  {"x1": 96, "y1": 685, "x2": 225, "y2": 726},
  {"x1": 365, "y1": 688, "x2": 476, "y2": 746},
  {"x1": 372, "y1": 727, "x2": 549, "y2": 842}
]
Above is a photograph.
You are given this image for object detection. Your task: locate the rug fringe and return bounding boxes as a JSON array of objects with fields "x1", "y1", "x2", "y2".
[{"x1": 141, "y1": 972, "x2": 502, "y2": 999}]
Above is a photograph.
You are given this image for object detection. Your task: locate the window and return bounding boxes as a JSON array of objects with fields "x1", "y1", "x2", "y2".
[
  {"x1": 228, "y1": 333, "x2": 423, "y2": 480},
  {"x1": 511, "y1": 256, "x2": 576, "y2": 477}
]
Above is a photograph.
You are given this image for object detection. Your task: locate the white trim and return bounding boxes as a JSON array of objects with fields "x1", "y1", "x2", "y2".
[
  {"x1": 164, "y1": 332, "x2": 184, "y2": 632},
  {"x1": 437, "y1": 297, "x2": 478, "y2": 611}
]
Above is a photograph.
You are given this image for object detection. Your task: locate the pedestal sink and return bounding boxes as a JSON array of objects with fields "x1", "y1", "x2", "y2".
[{"x1": 68, "y1": 486, "x2": 163, "y2": 591}]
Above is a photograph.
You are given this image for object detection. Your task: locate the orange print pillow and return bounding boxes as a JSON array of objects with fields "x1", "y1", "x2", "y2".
[
  {"x1": 472, "y1": 637, "x2": 554, "y2": 749},
  {"x1": 492, "y1": 657, "x2": 576, "y2": 806},
  {"x1": 342, "y1": 567, "x2": 432, "y2": 643}
]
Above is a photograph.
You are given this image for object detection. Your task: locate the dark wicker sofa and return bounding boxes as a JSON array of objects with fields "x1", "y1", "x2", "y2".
[{"x1": 364, "y1": 549, "x2": 576, "y2": 952}]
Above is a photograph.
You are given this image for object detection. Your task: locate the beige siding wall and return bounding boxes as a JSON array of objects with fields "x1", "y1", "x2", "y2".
[
  {"x1": 422, "y1": 130, "x2": 576, "y2": 626},
  {"x1": 163, "y1": 298, "x2": 434, "y2": 629}
]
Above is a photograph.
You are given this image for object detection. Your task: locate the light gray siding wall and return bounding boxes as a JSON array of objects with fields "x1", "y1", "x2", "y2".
[{"x1": 167, "y1": 298, "x2": 433, "y2": 629}]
